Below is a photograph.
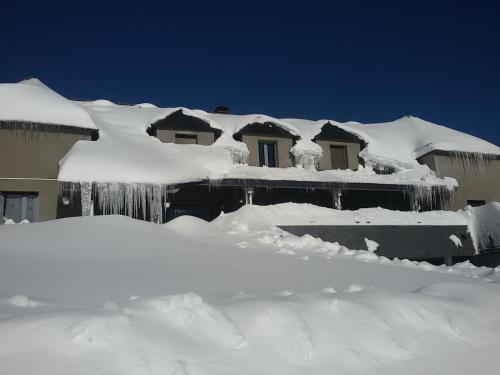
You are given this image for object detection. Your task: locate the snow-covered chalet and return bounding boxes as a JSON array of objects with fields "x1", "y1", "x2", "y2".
[{"x1": 1, "y1": 79, "x2": 499, "y2": 224}]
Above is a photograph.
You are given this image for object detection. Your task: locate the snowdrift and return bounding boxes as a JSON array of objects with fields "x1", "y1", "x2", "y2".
[
  {"x1": 213, "y1": 202, "x2": 468, "y2": 229},
  {"x1": 1, "y1": 210, "x2": 500, "y2": 374}
]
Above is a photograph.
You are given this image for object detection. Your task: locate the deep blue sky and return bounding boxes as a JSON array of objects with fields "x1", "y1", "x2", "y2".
[{"x1": 1, "y1": 0, "x2": 499, "y2": 145}]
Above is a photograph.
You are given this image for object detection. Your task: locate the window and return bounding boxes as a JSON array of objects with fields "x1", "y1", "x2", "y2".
[
  {"x1": 258, "y1": 141, "x2": 278, "y2": 167},
  {"x1": 0, "y1": 192, "x2": 38, "y2": 224},
  {"x1": 330, "y1": 145, "x2": 348, "y2": 170},
  {"x1": 467, "y1": 200, "x2": 486, "y2": 207},
  {"x1": 175, "y1": 133, "x2": 198, "y2": 144}
]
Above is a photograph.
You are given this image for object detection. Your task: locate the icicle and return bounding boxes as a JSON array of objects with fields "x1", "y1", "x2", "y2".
[
  {"x1": 294, "y1": 154, "x2": 320, "y2": 169},
  {"x1": 448, "y1": 151, "x2": 498, "y2": 170},
  {"x1": 230, "y1": 148, "x2": 249, "y2": 164},
  {"x1": 0, "y1": 120, "x2": 89, "y2": 142},
  {"x1": 80, "y1": 181, "x2": 93, "y2": 216},
  {"x1": 290, "y1": 140, "x2": 322, "y2": 169},
  {"x1": 407, "y1": 184, "x2": 454, "y2": 211},
  {"x1": 332, "y1": 189, "x2": 342, "y2": 210},
  {"x1": 57, "y1": 182, "x2": 80, "y2": 207}
]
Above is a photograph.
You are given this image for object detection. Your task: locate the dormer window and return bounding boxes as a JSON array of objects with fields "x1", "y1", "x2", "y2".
[
  {"x1": 149, "y1": 110, "x2": 221, "y2": 145},
  {"x1": 258, "y1": 141, "x2": 278, "y2": 167},
  {"x1": 330, "y1": 145, "x2": 348, "y2": 170},
  {"x1": 234, "y1": 122, "x2": 296, "y2": 168},
  {"x1": 313, "y1": 123, "x2": 363, "y2": 171},
  {"x1": 175, "y1": 133, "x2": 198, "y2": 144}
]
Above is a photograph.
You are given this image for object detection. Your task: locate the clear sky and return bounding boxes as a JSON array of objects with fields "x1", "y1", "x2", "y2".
[{"x1": 1, "y1": 0, "x2": 499, "y2": 145}]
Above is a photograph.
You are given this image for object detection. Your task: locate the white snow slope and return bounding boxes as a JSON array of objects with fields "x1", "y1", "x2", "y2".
[
  {"x1": 1, "y1": 205, "x2": 499, "y2": 374},
  {"x1": 0, "y1": 79, "x2": 96, "y2": 130}
]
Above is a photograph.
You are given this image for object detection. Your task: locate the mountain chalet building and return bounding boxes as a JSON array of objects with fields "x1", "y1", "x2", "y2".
[{"x1": 1, "y1": 79, "x2": 499, "y2": 225}]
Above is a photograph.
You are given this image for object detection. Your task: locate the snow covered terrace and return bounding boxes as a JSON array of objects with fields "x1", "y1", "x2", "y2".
[{"x1": 1, "y1": 79, "x2": 499, "y2": 194}]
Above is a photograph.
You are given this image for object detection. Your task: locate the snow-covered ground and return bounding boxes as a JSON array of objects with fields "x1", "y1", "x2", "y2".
[{"x1": 1, "y1": 204, "x2": 500, "y2": 374}]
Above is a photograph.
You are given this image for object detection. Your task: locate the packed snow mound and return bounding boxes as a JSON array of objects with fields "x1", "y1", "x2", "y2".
[
  {"x1": 463, "y1": 202, "x2": 500, "y2": 251},
  {"x1": 214, "y1": 203, "x2": 468, "y2": 230},
  {"x1": 0, "y1": 215, "x2": 499, "y2": 374},
  {"x1": 0, "y1": 79, "x2": 97, "y2": 130},
  {"x1": 164, "y1": 215, "x2": 229, "y2": 241}
]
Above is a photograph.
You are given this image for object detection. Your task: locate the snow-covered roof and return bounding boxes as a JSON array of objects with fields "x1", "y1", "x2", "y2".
[
  {"x1": 1, "y1": 78, "x2": 498, "y2": 188},
  {"x1": 0, "y1": 79, "x2": 97, "y2": 130},
  {"x1": 337, "y1": 117, "x2": 500, "y2": 168}
]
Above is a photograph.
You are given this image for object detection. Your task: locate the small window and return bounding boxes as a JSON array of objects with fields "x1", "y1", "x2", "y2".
[
  {"x1": 175, "y1": 133, "x2": 198, "y2": 144},
  {"x1": 467, "y1": 200, "x2": 486, "y2": 207},
  {"x1": 258, "y1": 141, "x2": 278, "y2": 167},
  {"x1": 330, "y1": 145, "x2": 348, "y2": 170},
  {"x1": 0, "y1": 192, "x2": 38, "y2": 224}
]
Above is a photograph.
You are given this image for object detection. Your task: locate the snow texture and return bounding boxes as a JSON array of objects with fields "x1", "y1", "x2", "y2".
[
  {"x1": 0, "y1": 209, "x2": 499, "y2": 375},
  {"x1": 463, "y1": 202, "x2": 500, "y2": 251},
  {"x1": 449, "y1": 234, "x2": 463, "y2": 248},
  {"x1": 364, "y1": 238, "x2": 380, "y2": 252},
  {"x1": 0, "y1": 79, "x2": 96, "y2": 130},
  {"x1": 214, "y1": 202, "x2": 468, "y2": 227}
]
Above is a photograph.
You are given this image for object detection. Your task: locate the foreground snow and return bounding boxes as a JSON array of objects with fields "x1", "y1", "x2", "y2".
[{"x1": 1, "y1": 210, "x2": 500, "y2": 374}]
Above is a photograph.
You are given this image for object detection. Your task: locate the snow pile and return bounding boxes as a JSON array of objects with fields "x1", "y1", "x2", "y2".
[
  {"x1": 463, "y1": 202, "x2": 500, "y2": 251},
  {"x1": 0, "y1": 213, "x2": 499, "y2": 374},
  {"x1": 449, "y1": 234, "x2": 463, "y2": 248},
  {"x1": 365, "y1": 238, "x2": 380, "y2": 252},
  {"x1": 0, "y1": 79, "x2": 96, "y2": 130},
  {"x1": 213, "y1": 134, "x2": 249, "y2": 164},
  {"x1": 290, "y1": 139, "x2": 323, "y2": 169},
  {"x1": 214, "y1": 202, "x2": 468, "y2": 228}
]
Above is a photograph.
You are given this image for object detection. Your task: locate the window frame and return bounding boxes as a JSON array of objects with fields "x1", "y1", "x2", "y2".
[
  {"x1": 467, "y1": 200, "x2": 486, "y2": 207},
  {"x1": 330, "y1": 144, "x2": 349, "y2": 170},
  {"x1": 0, "y1": 191, "x2": 39, "y2": 224},
  {"x1": 174, "y1": 133, "x2": 198, "y2": 144},
  {"x1": 258, "y1": 140, "x2": 278, "y2": 167}
]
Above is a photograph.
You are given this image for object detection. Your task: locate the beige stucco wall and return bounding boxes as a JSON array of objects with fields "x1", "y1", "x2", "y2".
[
  {"x1": 419, "y1": 152, "x2": 500, "y2": 210},
  {"x1": 242, "y1": 134, "x2": 294, "y2": 168},
  {"x1": 0, "y1": 128, "x2": 92, "y2": 221},
  {"x1": 156, "y1": 129, "x2": 215, "y2": 145},
  {"x1": 316, "y1": 140, "x2": 360, "y2": 170}
]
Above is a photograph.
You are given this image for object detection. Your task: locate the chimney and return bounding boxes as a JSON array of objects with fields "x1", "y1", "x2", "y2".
[{"x1": 213, "y1": 106, "x2": 230, "y2": 114}]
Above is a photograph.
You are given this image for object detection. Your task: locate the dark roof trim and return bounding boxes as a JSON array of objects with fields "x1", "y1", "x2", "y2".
[
  {"x1": 0, "y1": 120, "x2": 99, "y2": 140},
  {"x1": 147, "y1": 109, "x2": 222, "y2": 138},
  {"x1": 201, "y1": 178, "x2": 445, "y2": 192},
  {"x1": 417, "y1": 149, "x2": 500, "y2": 160},
  {"x1": 233, "y1": 122, "x2": 300, "y2": 140},
  {"x1": 313, "y1": 122, "x2": 364, "y2": 145}
]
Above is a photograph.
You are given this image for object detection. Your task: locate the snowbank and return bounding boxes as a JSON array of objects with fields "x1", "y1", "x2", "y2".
[
  {"x1": 0, "y1": 214, "x2": 499, "y2": 374},
  {"x1": 213, "y1": 202, "x2": 468, "y2": 229}
]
